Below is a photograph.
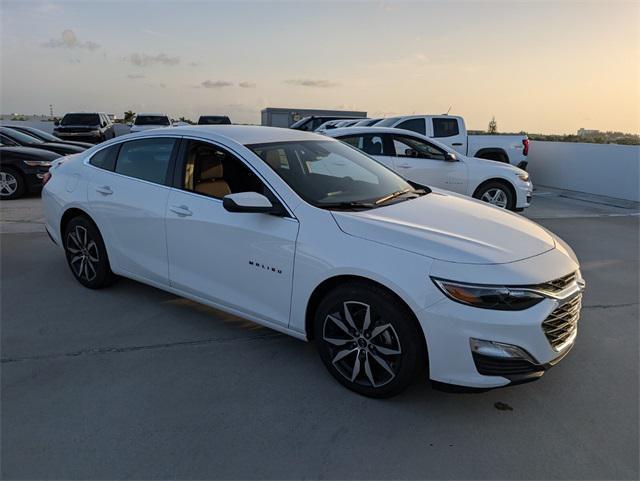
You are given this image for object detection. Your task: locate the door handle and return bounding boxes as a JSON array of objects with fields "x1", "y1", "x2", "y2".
[
  {"x1": 451, "y1": 142, "x2": 463, "y2": 146},
  {"x1": 169, "y1": 205, "x2": 193, "y2": 217},
  {"x1": 95, "y1": 185, "x2": 113, "y2": 195}
]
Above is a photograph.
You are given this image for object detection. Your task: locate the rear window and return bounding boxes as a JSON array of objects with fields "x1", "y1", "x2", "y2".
[
  {"x1": 61, "y1": 114, "x2": 100, "y2": 126},
  {"x1": 89, "y1": 144, "x2": 120, "y2": 171},
  {"x1": 135, "y1": 116, "x2": 170, "y2": 126},
  {"x1": 433, "y1": 118, "x2": 460, "y2": 138},
  {"x1": 198, "y1": 116, "x2": 231, "y2": 125}
]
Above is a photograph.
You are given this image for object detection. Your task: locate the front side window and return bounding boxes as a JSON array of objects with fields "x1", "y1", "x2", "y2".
[
  {"x1": 89, "y1": 144, "x2": 120, "y2": 171},
  {"x1": 432, "y1": 118, "x2": 460, "y2": 138},
  {"x1": 248, "y1": 140, "x2": 415, "y2": 208},
  {"x1": 392, "y1": 135, "x2": 447, "y2": 160},
  {"x1": 115, "y1": 138, "x2": 176, "y2": 184},
  {"x1": 134, "y1": 116, "x2": 171, "y2": 126},
  {"x1": 181, "y1": 140, "x2": 266, "y2": 199},
  {"x1": 61, "y1": 114, "x2": 100, "y2": 126},
  {"x1": 340, "y1": 134, "x2": 386, "y2": 156},
  {"x1": 396, "y1": 118, "x2": 426, "y2": 135}
]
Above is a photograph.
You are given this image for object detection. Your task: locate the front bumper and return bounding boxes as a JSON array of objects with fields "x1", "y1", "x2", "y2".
[
  {"x1": 417, "y1": 268, "x2": 584, "y2": 389},
  {"x1": 515, "y1": 180, "x2": 533, "y2": 209}
]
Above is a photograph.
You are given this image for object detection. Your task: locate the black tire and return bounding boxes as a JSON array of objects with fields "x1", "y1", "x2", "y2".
[
  {"x1": 63, "y1": 216, "x2": 116, "y2": 289},
  {"x1": 314, "y1": 282, "x2": 427, "y2": 398},
  {"x1": 474, "y1": 181, "x2": 515, "y2": 210},
  {"x1": 0, "y1": 166, "x2": 25, "y2": 200}
]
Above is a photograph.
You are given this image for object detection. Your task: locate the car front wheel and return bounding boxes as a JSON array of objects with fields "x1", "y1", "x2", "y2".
[
  {"x1": 314, "y1": 282, "x2": 426, "y2": 398},
  {"x1": 64, "y1": 216, "x2": 116, "y2": 289},
  {"x1": 474, "y1": 181, "x2": 515, "y2": 210},
  {"x1": 0, "y1": 167, "x2": 25, "y2": 200}
]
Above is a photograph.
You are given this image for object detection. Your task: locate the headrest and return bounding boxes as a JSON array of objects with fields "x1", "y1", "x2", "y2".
[{"x1": 197, "y1": 151, "x2": 223, "y2": 180}]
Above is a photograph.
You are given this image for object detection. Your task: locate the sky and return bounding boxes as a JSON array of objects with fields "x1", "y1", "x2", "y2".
[{"x1": 1, "y1": 0, "x2": 639, "y2": 134}]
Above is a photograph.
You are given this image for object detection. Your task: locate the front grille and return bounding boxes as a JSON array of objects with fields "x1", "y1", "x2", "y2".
[
  {"x1": 536, "y1": 271, "x2": 577, "y2": 294},
  {"x1": 542, "y1": 294, "x2": 581, "y2": 350}
]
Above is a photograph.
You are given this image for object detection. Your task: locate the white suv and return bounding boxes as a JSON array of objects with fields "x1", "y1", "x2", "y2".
[
  {"x1": 129, "y1": 113, "x2": 171, "y2": 133},
  {"x1": 42, "y1": 125, "x2": 584, "y2": 397}
]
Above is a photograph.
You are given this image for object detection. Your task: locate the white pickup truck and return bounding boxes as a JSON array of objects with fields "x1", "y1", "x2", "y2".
[{"x1": 375, "y1": 115, "x2": 530, "y2": 169}]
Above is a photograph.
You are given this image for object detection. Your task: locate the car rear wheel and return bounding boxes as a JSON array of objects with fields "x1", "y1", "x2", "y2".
[
  {"x1": 64, "y1": 216, "x2": 116, "y2": 289},
  {"x1": 314, "y1": 282, "x2": 426, "y2": 398},
  {"x1": 474, "y1": 181, "x2": 515, "y2": 210},
  {"x1": 0, "y1": 167, "x2": 25, "y2": 200}
]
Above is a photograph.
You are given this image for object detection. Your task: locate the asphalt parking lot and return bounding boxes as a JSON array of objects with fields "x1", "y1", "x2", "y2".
[{"x1": 1, "y1": 189, "x2": 638, "y2": 480}]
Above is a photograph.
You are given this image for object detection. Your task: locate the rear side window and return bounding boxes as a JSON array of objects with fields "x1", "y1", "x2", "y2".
[
  {"x1": 89, "y1": 144, "x2": 120, "y2": 171},
  {"x1": 396, "y1": 118, "x2": 426, "y2": 135},
  {"x1": 432, "y1": 118, "x2": 460, "y2": 137},
  {"x1": 115, "y1": 138, "x2": 176, "y2": 184},
  {"x1": 340, "y1": 134, "x2": 386, "y2": 156}
]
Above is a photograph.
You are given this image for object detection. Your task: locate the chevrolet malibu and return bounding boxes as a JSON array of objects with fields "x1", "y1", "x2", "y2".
[{"x1": 42, "y1": 126, "x2": 585, "y2": 397}]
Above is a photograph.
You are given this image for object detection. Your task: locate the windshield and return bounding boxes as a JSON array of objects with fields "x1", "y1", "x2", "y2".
[
  {"x1": 61, "y1": 114, "x2": 100, "y2": 126},
  {"x1": 198, "y1": 116, "x2": 231, "y2": 125},
  {"x1": 248, "y1": 140, "x2": 421, "y2": 209},
  {"x1": 21, "y1": 127, "x2": 58, "y2": 142},
  {"x1": 1, "y1": 128, "x2": 43, "y2": 144},
  {"x1": 135, "y1": 115, "x2": 170, "y2": 126}
]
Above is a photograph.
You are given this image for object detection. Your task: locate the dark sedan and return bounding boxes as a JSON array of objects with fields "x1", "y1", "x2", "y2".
[
  {"x1": 4, "y1": 125, "x2": 94, "y2": 148},
  {"x1": 0, "y1": 141, "x2": 60, "y2": 199},
  {"x1": 0, "y1": 127, "x2": 87, "y2": 156}
]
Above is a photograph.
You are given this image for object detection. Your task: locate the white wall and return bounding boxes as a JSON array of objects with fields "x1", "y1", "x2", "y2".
[{"x1": 528, "y1": 141, "x2": 640, "y2": 202}]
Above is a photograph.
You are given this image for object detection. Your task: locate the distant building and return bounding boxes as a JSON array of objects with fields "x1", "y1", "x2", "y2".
[
  {"x1": 578, "y1": 128, "x2": 600, "y2": 137},
  {"x1": 261, "y1": 107, "x2": 367, "y2": 128}
]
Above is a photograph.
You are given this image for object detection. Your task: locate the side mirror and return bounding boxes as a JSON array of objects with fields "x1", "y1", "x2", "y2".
[
  {"x1": 223, "y1": 192, "x2": 285, "y2": 215},
  {"x1": 54, "y1": 119, "x2": 60, "y2": 126},
  {"x1": 445, "y1": 152, "x2": 457, "y2": 162}
]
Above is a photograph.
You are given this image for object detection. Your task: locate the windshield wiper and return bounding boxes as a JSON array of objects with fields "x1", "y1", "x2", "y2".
[
  {"x1": 316, "y1": 201, "x2": 376, "y2": 210},
  {"x1": 375, "y1": 188, "x2": 422, "y2": 205}
]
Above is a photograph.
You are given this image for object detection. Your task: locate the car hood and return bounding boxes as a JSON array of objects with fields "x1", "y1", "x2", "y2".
[
  {"x1": 0, "y1": 146, "x2": 61, "y2": 160},
  {"x1": 331, "y1": 190, "x2": 555, "y2": 265},
  {"x1": 465, "y1": 154, "x2": 527, "y2": 175}
]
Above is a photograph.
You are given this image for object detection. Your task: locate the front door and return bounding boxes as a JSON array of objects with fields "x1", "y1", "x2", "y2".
[{"x1": 165, "y1": 139, "x2": 299, "y2": 327}]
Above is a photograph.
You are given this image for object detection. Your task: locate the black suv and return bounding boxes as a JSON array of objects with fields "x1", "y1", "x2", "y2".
[
  {"x1": 54, "y1": 113, "x2": 116, "y2": 143},
  {"x1": 197, "y1": 115, "x2": 232, "y2": 125}
]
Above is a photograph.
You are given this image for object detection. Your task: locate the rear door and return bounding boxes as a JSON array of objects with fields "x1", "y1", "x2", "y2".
[
  {"x1": 430, "y1": 117, "x2": 467, "y2": 155},
  {"x1": 391, "y1": 134, "x2": 468, "y2": 193},
  {"x1": 86, "y1": 137, "x2": 179, "y2": 285}
]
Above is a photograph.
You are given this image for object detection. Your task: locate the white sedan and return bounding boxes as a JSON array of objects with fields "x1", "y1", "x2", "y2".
[
  {"x1": 42, "y1": 125, "x2": 584, "y2": 397},
  {"x1": 326, "y1": 127, "x2": 532, "y2": 211}
]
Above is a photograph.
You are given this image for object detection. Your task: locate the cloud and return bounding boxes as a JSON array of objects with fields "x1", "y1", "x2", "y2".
[
  {"x1": 43, "y1": 29, "x2": 100, "y2": 50},
  {"x1": 201, "y1": 80, "x2": 234, "y2": 88},
  {"x1": 284, "y1": 79, "x2": 339, "y2": 88},
  {"x1": 188, "y1": 61, "x2": 199, "y2": 67},
  {"x1": 238, "y1": 81, "x2": 257, "y2": 88},
  {"x1": 126, "y1": 53, "x2": 180, "y2": 67},
  {"x1": 127, "y1": 74, "x2": 146, "y2": 79}
]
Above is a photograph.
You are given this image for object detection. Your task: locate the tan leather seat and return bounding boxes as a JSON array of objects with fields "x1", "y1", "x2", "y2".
[{"x1": 194, "y1": 151, "x2": 231, "y2": 198}]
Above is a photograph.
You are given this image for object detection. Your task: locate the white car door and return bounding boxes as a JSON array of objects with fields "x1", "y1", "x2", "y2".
[
  {"x1": 338, "y1": 133, "x2": 396, "y2": 170},
  {"x1": 164, "y1": 139, "x2": 299, "y2": 327},
  {"x1": 391, "y1": 134, "x2": 468, "y2": 193},
  {"x1": 429, "y1": 117, "x2": 467, "y2": 155},
  {"x1": 86, "y1": 137, "x2": 178, "y2": 285}
]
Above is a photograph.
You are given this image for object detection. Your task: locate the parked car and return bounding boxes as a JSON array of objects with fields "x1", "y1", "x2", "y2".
[
  {"x1": 129, "y1": 113, "x2": 172, "y2": 133},
  {"x1": 290, "y1": 115, "x2": 364, "y2": 131},
  {"x1": 0, "y1": 140, "x2": 60, "y2": 199},
  {"x1": 352, "y1": 118, "x2": 383, "y2": 127},
  {"x1": 198, "y1": 115, "x2": 232, "y2": 125},
  {"x1": 4, "y1": 125, "x2": 94, "y2": 148},
  {"x1": 326, "y1": 127, "x2": 532, "y2": 211},
  {"x1": 376, "y1": 115, "x2": 530, "y2": 168},
  {"x1": 42, "y1": 125, "x2": 584, "y2": 398},
  {"x1": 0, "y1": 127, "x2": 87, "y2": 156},
  {"x1": 54, "y1": 113, "x2": 116, "y2": 144}
]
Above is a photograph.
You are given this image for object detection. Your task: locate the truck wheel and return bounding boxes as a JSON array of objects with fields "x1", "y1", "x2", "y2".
[
  {"x1": 0, "y1": 167, "x2": 25, "y2": 200},
  {"x1": 314, "y1": 282, "x2": 426, "y2": 398},
  {"x1": 474, "y1": 181, "x2": 515, "y2": 210}
]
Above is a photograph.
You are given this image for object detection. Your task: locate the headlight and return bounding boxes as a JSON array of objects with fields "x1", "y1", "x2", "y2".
[
  {"x1": 517, "y1": 172, "x2": 529, "y2": 182},
  {"x1": 23, "y1": 160, "x2": 52, "y2": 167},
  {"x1": 432, "y1": 278, "x2": 544, "y2": 310}
]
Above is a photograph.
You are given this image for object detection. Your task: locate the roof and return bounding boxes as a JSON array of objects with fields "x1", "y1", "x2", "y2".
[{"x1": 134, "y1": 124, "x2": 333, "y2": 145}]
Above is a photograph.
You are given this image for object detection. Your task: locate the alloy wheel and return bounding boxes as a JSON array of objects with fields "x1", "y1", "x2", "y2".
[
  {"x1": 322, "y1": 301, "x2": 402, "y2": 388},
  {"x1": 480, "y1": 188, "x2": 508, "y2": 208},
  {"x1": 66, "y1": 225, "x2": 99, "y2": 282},
  {"x1": 0, "y1": 172, "x2": 18, "y2": 197}
]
